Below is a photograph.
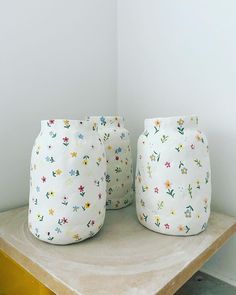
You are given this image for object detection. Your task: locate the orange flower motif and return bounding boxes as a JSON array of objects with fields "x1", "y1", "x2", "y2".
[
  {"x1": 178, "y1": 225, "x2": 184, "y2": 231},
  {"x1": 204, "y1": 197, "x2": 208, "y2": 204},
  {"x1": 154, "y1": 119, "x2": 161, "y2": 126},
  {"x1": 165, "y1": 180, "x2": 171, "y2": 189}
]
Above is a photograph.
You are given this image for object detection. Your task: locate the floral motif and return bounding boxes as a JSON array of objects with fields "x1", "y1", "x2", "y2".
[
  {"x1": 52, "y1": 169, "x2": 62, "y2": 177},
  {"x1": 28, "y1": 119, "x2": 106, "y2": 244},
  {"x1": 165, "y1": 180, "x2": 175, "y2": 197},
  {"x1": 177, "y1": 118, "x2": 184, "y2": 135},
  {"x1": 46, "y1": 191, "x2": 55, "y2": 199},
  {"x1": 175, "y1": 144, "x2": 184, "y2": 152},
  {"x1": 154, "y1": 187, "x2": 159, "y2": 194},
  {"x1": 47, "y1": 120, "x2": 55, "y2": 127},
  {"x1": 78, "y1": 185, "x2": 85, "y2": 197},
  {"x1": 64, "y1": 120, "x2": 70, "y2": 128},
  {"x1": 63, "y1": 137, "x2": 69, "y2": 146},
  {"x1": 70, "y1": 152, "x2": 77, "y2": 158},
  {"x1": 135, "y1": 116, "x2": 211, "y2": 236}
]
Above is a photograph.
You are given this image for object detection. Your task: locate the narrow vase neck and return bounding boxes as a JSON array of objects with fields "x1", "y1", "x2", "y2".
[
  {"x1": 86, "y1": 116, "x2": 125, "y2": 129},
  {"x1": 41, "y1": 119, "x2": 95, "y2": 131},
  {"x1": 144, "y1": 115, "x2": 199, "y2": 131}
]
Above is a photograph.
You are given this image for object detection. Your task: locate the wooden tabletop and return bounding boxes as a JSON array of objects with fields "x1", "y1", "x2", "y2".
[{"x1": 0, "y1": 205, "x2": 235, "y2": 295}]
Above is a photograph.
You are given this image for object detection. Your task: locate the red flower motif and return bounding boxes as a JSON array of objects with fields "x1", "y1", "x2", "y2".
[
  {"x1": 63, "y1": 137, "x2": 69, "y2": 142},
  {"x1": 115, "y1": 156, "x2": 119, "y2": 160},
  {"x1": 98, "y1": 193, "x2": 102, "y2": 199},
  {"x1": 164, "y1": 223, "x2": 170, "y2": 229},
  {"x1": 78, "y1": 185, "x2": 84, "y2": 192},
  {"x1": 154, "y1": 187, "x2": 159, "y2": 193},
  {"x1": 49, "y1": 120, "x2": 55, "y2": 124},
  {"x1": 41, "y1": 176, "x2": 46, "y2": 183},
  {"x1": 91, "y1": 220, "x2": 95, "y2": 225},
  {"x1": 165, "y1": 162, "x2": 171, "y2": 168},
  {"x1": 191, "y1": 144, "x2": 195, "y2": 150},
  {"x1": 62, "y1": 217, "x2": 68, "y2": 224}
]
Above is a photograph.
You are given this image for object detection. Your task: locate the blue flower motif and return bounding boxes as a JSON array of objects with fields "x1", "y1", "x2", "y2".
[
  {"x1": 55, "y1": 227, "x2": 62, "y2": 234},
  {"x1": 100, "y1": 116, "x2": 106, "y2": 126},
  {"x1": 36, "y1": 186, "x2": 40, "y2": 192},
  {"x1": 73, "y1": 205, "x2": 80, "y2": 212},
  {"x1": 69, "y1": 169, "x2": 75, "y2": 176},
  {"x1": 45, "y1": 156, "x2": 50, "y2": 162},
  {"x1": 115, "y1": 147, "x2": 122, "y2": 154},
  {"x1": 78, "y1": 133, "x2": 84, "y2": 140},
  {"x1": 120, "y1": 133, "x2": 125, "y2": 139}
]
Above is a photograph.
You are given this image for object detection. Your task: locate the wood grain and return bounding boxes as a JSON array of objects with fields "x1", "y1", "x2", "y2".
[{"x1": 0, "y1": 205, "x2": 235, "y2": 295}]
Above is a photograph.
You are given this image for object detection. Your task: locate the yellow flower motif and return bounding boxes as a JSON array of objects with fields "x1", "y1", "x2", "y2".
[
  {"x1": 92, "y1": 122, "x2": 97, "y2": 130},
  {"x1": 156, "y1": 216, "x2": 160, "y2": 223},
  {"x1": 83, "y1": 159, "x2": 88, "y2": 165},
  {"x1": 73, "y1": 234, "x2": 81, "y2": 241},
  {"x1": 55, "y1": 169, "x2": 62, "y2": 175},
  {"x1": 70, "y1": 152, "x2": 77, "y2": 158},
  {"x1": 48, "y1": 208, "x2": 55, "y2": 216},
  {"x1": 179, "y1": 144, "x2": 184, "y2": 150},
  {"x1": 47, "y1": 191, "x2": 55, "y2": 198},
  {"x1": 64, "y1": 119, "x2": 70, "y2": 126},
  {"x1": 165, "y1": 180, "x2": 171, "y2": 189},
  {"x1": 196, "y1": 133, "x2": 202, "y2": 141},
  {"x1": 170, "y1": 210, "x2": 176, "y2": 215},
  {"x1": 107, "y1": 145, "x2": 113, "y2": 150},
  {"x1": 196, "y1": 213, "x2": 200, "y2": 219},
  {"x1": 143, "y1": 185, "x2": 149, "y2": 190},
  {"x1": 97, "y1": 157, "x2": 102, "y2": 162},
  {"x1": 177, "y1": 118, "x2": 184, "y2": 125},
  {"x1": 85, "y1": 202, "x2": 91, "y2": 209}
]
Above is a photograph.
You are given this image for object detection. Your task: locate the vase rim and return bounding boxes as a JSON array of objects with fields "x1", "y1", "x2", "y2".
[
  {"x1": 144, "y1": 115, "x2": 199, "y2": 130},
  {"x1": 41, "y1": 119, "x2": 94, "y2": 130},
  {"x1": 145, "y1": 114, "x2": 198, "y2": 122},
  {"x1": 86, "y1": 115, "x2": 125, "y2": 128},
  {"x1": 87, "y1": 115, "x2": 124, "y2": 120}
]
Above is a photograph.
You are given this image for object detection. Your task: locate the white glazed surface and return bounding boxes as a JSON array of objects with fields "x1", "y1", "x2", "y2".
[
  {"x1": 87, "y1": 116, "x2": 134, "y2": 209},
  {"x1": 136, "y1": 115, "x2": 211, "y2": 236},
  {"x1": 28, "y1": 119, "x2": 107, "y2": 244}
]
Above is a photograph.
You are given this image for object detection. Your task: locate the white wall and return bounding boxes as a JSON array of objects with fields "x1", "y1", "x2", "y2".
[
  {"x1": 1, "y1": 0, "x2": 235, "y2": 285},
  {"x1": 117, "y1": 0, "x2": 236, "y2": 284},
  {"x1": 0, "y1": 0, "x2": 117, "y2": 212}
]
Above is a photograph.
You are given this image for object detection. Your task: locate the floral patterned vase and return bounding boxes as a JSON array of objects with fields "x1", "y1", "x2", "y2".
[
  {"x1": 135, "y1": 116, "x2": 211, "y2": 236},
  {"x1": 86, "y1": 116, "x2": 134, "y2": 209},
  {"x1": 28, "y1": 119, "x2": 107, "y2": 244}
]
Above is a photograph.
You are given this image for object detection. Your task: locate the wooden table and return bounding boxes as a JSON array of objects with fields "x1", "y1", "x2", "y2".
[{"x1": 0, "y1": 205, "x2": 235, "y2": 295}]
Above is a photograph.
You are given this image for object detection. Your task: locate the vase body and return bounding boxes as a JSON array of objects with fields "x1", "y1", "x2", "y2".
[
  {"x1": 86, "y1": 116, "x2": 134, "y2": 209},
  {"x1": 28, "y1": 119, "x2": 106, "y2": 244},
  {"x1": 135, "y1": 116, "x2": 211, "y2": 236}
]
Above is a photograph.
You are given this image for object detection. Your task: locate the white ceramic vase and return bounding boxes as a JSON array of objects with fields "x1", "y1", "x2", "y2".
[
  {"x1": 135, "y1": 116, "x2": 211, "y2": 236},
  {"x1": 28, "y1": 119, "x2": 106, "y2": 244},
  {"x1": 86, "y1": 116, "x2": 134, "y2": 209}
]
